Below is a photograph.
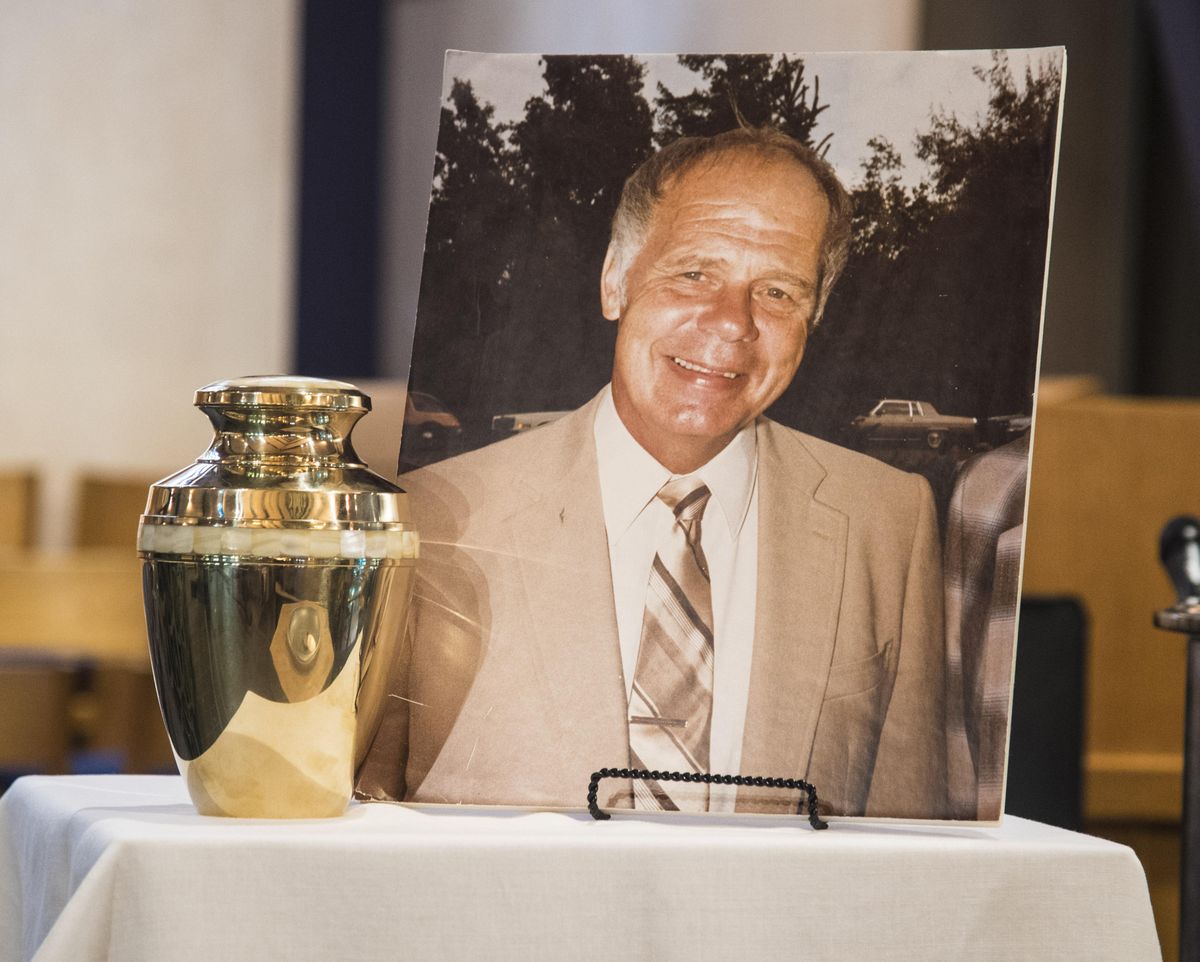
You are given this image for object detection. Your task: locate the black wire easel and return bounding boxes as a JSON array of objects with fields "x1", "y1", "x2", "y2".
[{"x1": 587, "y1": 767, "x2": 828, "y2": 830}]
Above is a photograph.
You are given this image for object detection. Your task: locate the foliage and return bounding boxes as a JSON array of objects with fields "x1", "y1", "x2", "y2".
[
  {"x1": 655, "y1": 54, "x2": 830, "y2": 151},
  {"x1": 407, "y1": 51, "x2": 1062, "y2": 461},
  {"x1": 850, "y1": 137, "x2": 938, "y2": 262},
  {"x1": 773, "y1": 52, "x2": 1062, "y2": 439},
  {"x1": 412, "y1": 58, "x2": 653, "y2": 422}
]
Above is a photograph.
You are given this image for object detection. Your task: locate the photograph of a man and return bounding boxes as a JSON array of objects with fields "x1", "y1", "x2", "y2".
[
  {"x1": 360, "y1": 127, "x2": 948, "y2": 818},
  {"x1": 357, "y1": 49, "x2": 1061, "y2": 821}
]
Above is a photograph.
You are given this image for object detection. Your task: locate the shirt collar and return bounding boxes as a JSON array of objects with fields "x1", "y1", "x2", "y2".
[{"x1": 593, "y1": 385, "x2": 757, "y2": 546}]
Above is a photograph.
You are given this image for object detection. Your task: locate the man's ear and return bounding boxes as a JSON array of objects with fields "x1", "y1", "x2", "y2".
[{"x1": 599, "y1": 243, "x2": 622, "y2": 321}]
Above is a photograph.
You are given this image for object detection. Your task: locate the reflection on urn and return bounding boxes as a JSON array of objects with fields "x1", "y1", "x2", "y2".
[
  {"x1": 272, "y1": 602, "x2": 333, "y2": 702},
  {"x1": 138, "y1": 376, "x2": 416, "y2": 818}
]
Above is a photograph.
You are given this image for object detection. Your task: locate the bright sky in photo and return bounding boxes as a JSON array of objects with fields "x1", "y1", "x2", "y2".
[{"x1": 442, "y1": 49, "x2": 1060, "y2": 188}]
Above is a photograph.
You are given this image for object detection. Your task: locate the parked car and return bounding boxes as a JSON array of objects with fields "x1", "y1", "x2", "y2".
[
  {"x1": 985, "y1": 412, "x2": 1032, "y2": 445},
  {"x1": 850, "y1": 399, "x2": 977, "y2": 449},
  {"x1": 491, "y1": 411, "x2": 569, "y2": 436},
  {"x1": 404, "y1": 391, "x2": 462, "y2": 444}
]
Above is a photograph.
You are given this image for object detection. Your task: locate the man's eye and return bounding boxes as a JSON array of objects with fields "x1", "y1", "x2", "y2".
[
  {"x1": 680, "y1": 271, "x2": 704, "y2": 281},
  {"x1": 764, "y1": 287, "x2": 791, "y2": 301}
]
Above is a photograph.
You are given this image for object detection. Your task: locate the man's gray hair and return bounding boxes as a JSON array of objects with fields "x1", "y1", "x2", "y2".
[{"x1": 608, "y1": 126, "x2": 852, "y2": 323}]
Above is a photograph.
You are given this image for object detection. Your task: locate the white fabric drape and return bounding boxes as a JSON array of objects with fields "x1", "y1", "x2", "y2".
[{"x1": 0, "y1": 775, "x2": 1161, "y2": 962}]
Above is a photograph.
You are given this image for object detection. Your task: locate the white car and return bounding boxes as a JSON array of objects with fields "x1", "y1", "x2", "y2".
[
  {"x1": 491, "y1": 411, "x2": 568, "y2": 435},
  {"x1": 851, "y1": 399, "x2": 978, "y2": 449},
  {"x1": 404, "y1": 391, "x2": 462, "y2": 443}
]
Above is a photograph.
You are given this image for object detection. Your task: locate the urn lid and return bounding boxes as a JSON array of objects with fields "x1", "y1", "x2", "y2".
[
  {"x1": 194, "y1": 376, "x2": 368, "y2": 413},
  {"x1": 139, "y1": 376, "x2": 413, "y2": 552}
]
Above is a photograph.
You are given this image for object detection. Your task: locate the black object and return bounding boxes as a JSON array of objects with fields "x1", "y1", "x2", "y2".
[
  {"x1": 586, "y1": 768, "x2": 828, "y2": 830},
  {"x1": 1005, "y1": 597, "x2": 1087, "y2": 830},
  {"x1": 1154, "y1": 514, "x2": 1200, "y2": 962},
  {"x1": 1161, "y1": 516, "x2": 1200, "y2": 604},
  {"x1": 294, "y1": 0, "x2": 385, "y2": 378}
]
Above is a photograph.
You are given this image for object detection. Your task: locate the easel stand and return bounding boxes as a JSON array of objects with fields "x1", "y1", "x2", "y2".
[{"x1": 586, "y1": 767, "x2": 827, "y2": 829}]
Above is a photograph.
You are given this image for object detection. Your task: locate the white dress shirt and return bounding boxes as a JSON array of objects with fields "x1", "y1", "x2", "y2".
[{"x1": 593, "y1": 386, "x2": 759, "y2": 812}]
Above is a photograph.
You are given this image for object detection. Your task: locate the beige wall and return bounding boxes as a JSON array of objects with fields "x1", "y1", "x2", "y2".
[
  {"x1": 0, "y1": 1, "x2": 299, "y2": 547},
  {"x1": 0, "y1": 0, "x2": 916, "y2": 546}
]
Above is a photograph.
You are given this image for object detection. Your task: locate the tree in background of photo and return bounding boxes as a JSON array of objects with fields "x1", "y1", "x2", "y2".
[
  {"x1": 414, "y1": 56, "x2": 653, "y2": 429},
  {"x1": 654, "y1": 54, "x2": 830, "y2": 150},
  {"x1": 407, "y1": 51, "x2": 1060, "y2": 467},
  {"x1": 773, "y1": 51, "x2": 1062, "y2": 443}
]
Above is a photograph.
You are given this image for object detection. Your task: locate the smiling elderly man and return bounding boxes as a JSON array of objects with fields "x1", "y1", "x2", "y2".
[{"x1": 358, "y1": 126, "x2": 949, "y2": 819}]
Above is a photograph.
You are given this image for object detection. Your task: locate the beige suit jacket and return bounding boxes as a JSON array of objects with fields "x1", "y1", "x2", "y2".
[{"x1": 357, "y1": 392, "x2": 949, "y2": 818}]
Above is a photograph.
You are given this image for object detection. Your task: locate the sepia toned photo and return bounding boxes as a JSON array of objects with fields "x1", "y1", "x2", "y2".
[{"x1": 357, "y1": 48, "x2": 1066, "y2": 821}]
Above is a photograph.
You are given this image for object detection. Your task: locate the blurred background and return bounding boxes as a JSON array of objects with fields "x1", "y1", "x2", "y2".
[{"x1": 0, "y1": 0, "x2": 1196, "y2": 956}]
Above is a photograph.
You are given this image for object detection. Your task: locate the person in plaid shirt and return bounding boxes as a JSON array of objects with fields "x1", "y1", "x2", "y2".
[{"x1": 943, "y1": 433, "x2": 1030, "y2": 820}]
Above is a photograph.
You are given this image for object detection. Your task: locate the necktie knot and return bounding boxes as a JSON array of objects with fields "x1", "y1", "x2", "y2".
[{"x1": 657, "y1": 477, "x2": 711, "y2": 523}]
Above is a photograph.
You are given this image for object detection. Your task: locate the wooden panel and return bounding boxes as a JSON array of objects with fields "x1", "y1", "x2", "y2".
[
  {"x1": 1086, "y1": 751, "x2": 1182, "y2": 822},
  {"x1": 82, "y1": 663, "x2": 175, "y2": 773},
  {"x1": 1025, "y1": 393, "x2": 1200, "y2": 822},
  {"x1": 0, "y1": 664, "x2": 75, "y2": 773},
  {"x1": 0, "y1": 549, "x2": 147, "y2": 661},
  {"x1": 76, "y1": 475, "x2": 156, "y2": 549},
  {"x1": 0, "y1": 551, "x2": 172, "y2": 775},
  {"x1": 0, "y1": 471, "x2": 36, "y2": 549}
]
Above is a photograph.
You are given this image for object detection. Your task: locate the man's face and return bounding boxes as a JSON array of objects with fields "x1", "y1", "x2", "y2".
[{"x1": 602, "y1": 150, "x2": 830, "y2": 473}]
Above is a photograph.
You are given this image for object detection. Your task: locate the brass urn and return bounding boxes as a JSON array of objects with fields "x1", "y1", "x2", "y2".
[{"x1": 138, "y1": 376, "x2": 415, "y2": 817}]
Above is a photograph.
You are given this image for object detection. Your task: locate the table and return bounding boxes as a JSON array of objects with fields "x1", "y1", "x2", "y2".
[{"x1": 0, "y1": 776, "x2": 1161, "y2": 962}]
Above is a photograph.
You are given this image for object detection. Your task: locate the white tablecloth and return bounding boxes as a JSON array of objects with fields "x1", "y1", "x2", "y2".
[{"x1": 0, "y1": 775, "x2": 1161, "y2": 962}]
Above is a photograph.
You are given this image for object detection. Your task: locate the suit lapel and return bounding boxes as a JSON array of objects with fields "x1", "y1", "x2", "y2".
[
  {"x1": 737, "y1": 421, "x2": 847, "y2": 809},
  {"x1": 506, "y1": 398, "x2": 630, "y2": 798}
]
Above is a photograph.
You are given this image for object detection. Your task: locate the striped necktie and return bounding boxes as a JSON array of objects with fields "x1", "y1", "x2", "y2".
[{"x1": 628, "y1": 477, "x2": 714, "y2": 812}]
